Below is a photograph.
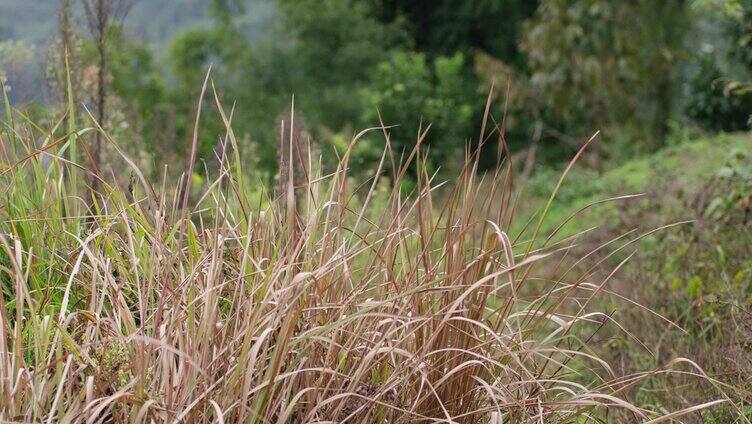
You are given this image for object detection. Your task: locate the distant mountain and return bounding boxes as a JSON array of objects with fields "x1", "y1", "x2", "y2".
[
  {"x1": 0, "y1": 0, "x2": 60, "y2": 45},
  {"x1": 125, "y1": 0, "x2": 215, "y2": 44},
  {"x1": 0, "y1": 0, "x2": 274, "y2": 46},
  {"x1": 0, "y1": 0, "x2": 274, "y2": 104}
]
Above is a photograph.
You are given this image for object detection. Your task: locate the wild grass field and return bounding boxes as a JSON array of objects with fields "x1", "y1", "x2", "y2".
[
  {"x1": 0, "y1": 80, "x2": 750, "y2": 422},
  {"x1": 2, "y1": 1, "x2": 752, "y2": 422}
]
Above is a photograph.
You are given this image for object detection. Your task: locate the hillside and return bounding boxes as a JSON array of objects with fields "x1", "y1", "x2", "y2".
[
  {"x1": 0, "y1": 0, "x2": 275, "y2": 45},
  {"x1": 523, "y1": 134, "x2": 752, "y2": 420},
  {"x1": 523, "y1": 133, "x2": 752, "y2": 238},
  {"x1": 0, "y1": 0, "x2": 210, "y2": 45}
]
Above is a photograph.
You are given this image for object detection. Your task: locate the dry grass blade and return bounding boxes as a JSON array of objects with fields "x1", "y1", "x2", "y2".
[{"x1": 0, "y1": 93, "x2": 737, "y2": 423}]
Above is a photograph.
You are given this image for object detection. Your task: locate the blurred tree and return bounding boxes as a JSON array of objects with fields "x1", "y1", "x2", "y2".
[
  {"x1": 685, "y1": 55, "x2": 752, "y2": 131},
  {"x1": 363, "y1": 0, "x2": 540, "y2": 171},
  {"x1": 685, "y1": 0, "x2": 752, "y2": 131},
  {"x1": 82, "y1": 0, "x2": 131, "y2": 189},
  {"x1": 75, "y1": 24, "x2": 169, "y2": 176},
  {"x1": 367, "y1": 0, "x2": 538, "y2": 69},
  {"x1": 359, "y1": 51, "x2": 475, "y2": 173},
  {"x1": 168, "y1": 0, "x2": 248, "y2": 163},
  {"x1": 522, "y1": 0, "x2": 690, "y2": 154},
  {"x1": 164, "y1": 0, "x2": 532, "y2": 176},
  {"x1": 276, "y1": 0, "x2": 401, "y2": 130},
  {"x1": 107, "y1": 26, "x2": 168, "y2": 153},
  {"x1": 167, "y1": 0, "x2": 405, "y2": 176},
  {"x1": 635, "y1": 0, "x2": 692, "y2": 148},
  {"x1": 0, "y1": 41, "x2": 36, "y2": 103},
  {"x1": 56, "y1": 0, "x2": 79, "y2": 106}
]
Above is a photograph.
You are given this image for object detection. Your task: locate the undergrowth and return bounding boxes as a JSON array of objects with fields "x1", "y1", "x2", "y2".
[{"x1": 0, "y1": 83, "x2": 741, "y2": 422}]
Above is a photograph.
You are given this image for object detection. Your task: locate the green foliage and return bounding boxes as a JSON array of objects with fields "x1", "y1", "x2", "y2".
[
  {"x1": 0, "y1": 40, "x2": 39, "y2": 104},
  {"x1": 106, "y1": 27, "x2": 168, "y2": 155},
  {"x1": 167, "y1": 6, "x2": 248, "y2": 163},
  {"x1": 7, "y1": 0, "x2": 752, "y2": 180},
  {"x1": 367, "y1": 0, "x2": 538, "y2": 68},
  {"x1": 164, "y1": 0, "x2": 403, "y2": 175},
  {"x1": 724, "y1": 1, "x2": 752, "y2": 68},
  {"x1": 277, "y1": 0, "x2": 398, "y2": 129},
  {"x1": 532, "y1": 132, "x2": 752, "y2": 418},
  {"x1": 704, "y1": 148, "x2": 752, "y2": 220},
  {"x1": 685, "y1": 57, "x2": 752, "y2": 131},
  {"x1": 520, "y1": 133, "x2": 752, "y2": 239},
  {"x1": 522, "y1": 0, "x2": 690, "y2": 152},
  {"x1": 170, "y1": 30, "x2": 221, "y2": 90},
  {"x1": 0, "y1": 40, "x2": 33, "y2": 76},
  {"x1": 359, "y1": 51, "x2": 476, "y2": 173},
  {"x1": 208, "y1": 0, "x2": 247, "y2": 22},
  {"x1": 640, "y1": 197, "x2": 751, "y2": 364},
  {"x1": 686, "y1": 1, "x2": 752, "y2": 131}
]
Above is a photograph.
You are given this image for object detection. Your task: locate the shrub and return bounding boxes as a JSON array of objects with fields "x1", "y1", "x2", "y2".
[
  {"x1": 359, "y1": 51, "x2": 476, "y2": 175},
  {"x1": 685, "y1": 55, "x2": 752, "y2": 132}
]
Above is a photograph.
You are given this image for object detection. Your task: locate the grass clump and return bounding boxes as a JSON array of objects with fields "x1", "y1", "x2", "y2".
[{"x1": 0, "y1": 95, "x2": 737, "y2": 422}]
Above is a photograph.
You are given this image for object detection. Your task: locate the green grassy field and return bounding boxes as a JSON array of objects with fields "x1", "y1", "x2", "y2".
[{"x1": 520, "y1": 133, "x2": 752, "y2": 238}]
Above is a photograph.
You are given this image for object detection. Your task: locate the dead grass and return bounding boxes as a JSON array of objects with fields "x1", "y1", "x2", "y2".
[{"x1": 0, "y1": 85, "x2": 740, "y2": 422}]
